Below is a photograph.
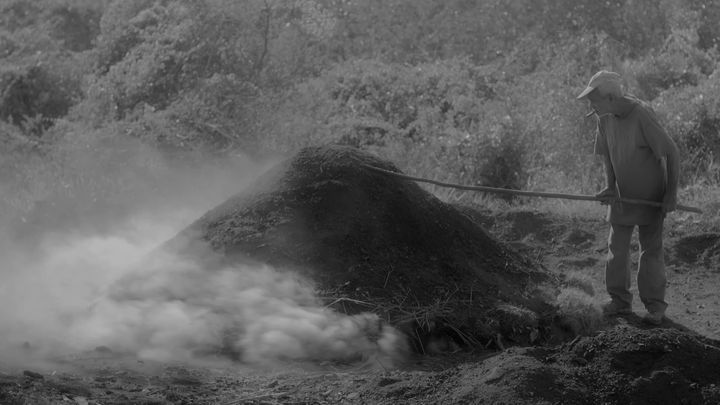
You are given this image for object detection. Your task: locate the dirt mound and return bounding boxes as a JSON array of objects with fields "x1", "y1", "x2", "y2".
[
  {"x1": 168, "y1": 145, "x2": 560, "y2": 348},
  {"x1": 567, "y1": 325, "x2": 720, "y2": 404},
  {"x1": 672, "y1": 233, "x2": 720, "y2": 268},
  {"x1": 422, "y1": 324, "x2": 720, "y2": 405},
  {"x1": 355, "y1": 325, "x2": 720, "y2": 405}
]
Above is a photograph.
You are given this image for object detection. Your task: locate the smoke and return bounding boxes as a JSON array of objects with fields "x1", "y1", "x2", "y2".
[
  {"x1": 0, "y1": 170, "x2": 405, "y2": 370},
  {"x1": 78, "y1": 244, "x2": 404, "y2": 365}
]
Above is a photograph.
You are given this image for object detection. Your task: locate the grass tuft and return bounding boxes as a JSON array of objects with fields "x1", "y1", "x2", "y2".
[{"x1": 555, "y1": 287, "x2": 603, "y2": 336}]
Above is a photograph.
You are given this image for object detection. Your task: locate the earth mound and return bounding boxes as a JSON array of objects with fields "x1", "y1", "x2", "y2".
[
  {"x1": 566, "y1": 325, "x2": 720, "y2": 404},
  {"x1": 357, "y1": 324, "x2": 720, "y2": 405},
  {"x1": 168, "y1": 145, "x2": 561, "y2": 349},
  {"x1": 672, "y1": 233, "x2": 720, "y2": 268}
]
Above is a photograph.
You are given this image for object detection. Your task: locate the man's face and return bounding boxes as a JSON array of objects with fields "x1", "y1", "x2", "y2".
[{"x1": 585, "y1": 90, "x2": 612, "y2": 116}]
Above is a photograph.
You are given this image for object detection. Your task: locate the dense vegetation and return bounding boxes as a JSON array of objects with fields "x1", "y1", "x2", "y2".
[{"x1": 1, "y1": 0, "x2": 719, "y2": 227}]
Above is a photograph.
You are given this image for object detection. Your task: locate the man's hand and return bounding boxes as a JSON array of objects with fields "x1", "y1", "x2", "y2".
[
  {"x1": 595, "y1": 186, "x2": 617, "y2": 205},
  {"x1": 662, "y1": 194, "x2": 677, "y2": 214}
]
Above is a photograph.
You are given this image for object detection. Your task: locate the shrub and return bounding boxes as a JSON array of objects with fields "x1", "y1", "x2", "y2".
[
  {"x1": 94, "y1": 0, "x2": 153, "y2": 71},
  {"x1": 0, "y1": 0, "x2": 42, "y2": 31},
  {"x1": 87, "y1": 0, "x2": 279, "y2": 121},
  {"x1": 689, "y1": 0, "x2": 720, "y2": 50},
  {"x1": 555, "y1": 287, "x2": 602, "y2": 336},
  {"x1": 0, "y1": 65, "x2": 81, "y2": 133},
  {"x1": 252, "y1": 58, "x2": 522, "y2": 184},
  {"x1": 252, "y1": 53, "x2": 611, "y2": 197},
  {"x1": 654, "y1": 71, "x2": 720, "y2": 185},
  {"x1": 627, "y1": 30, "x2": 715, "y2": 100},
  {"x1": 46, "y1": 1, "x2": 103, "y2": 52},
  {"x1": 0, "y1": 0, "x2": 105, "y2": 53}
]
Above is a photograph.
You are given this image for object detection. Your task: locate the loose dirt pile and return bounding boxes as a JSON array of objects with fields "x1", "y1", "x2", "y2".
[{"x1": 167, "y1": 145, "x2": 561, "y2": 349}]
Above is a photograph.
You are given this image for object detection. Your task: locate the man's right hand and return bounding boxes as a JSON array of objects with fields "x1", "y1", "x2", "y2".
[{"x1": 595, "y1": 187, "x2": 617, "y2": 205}]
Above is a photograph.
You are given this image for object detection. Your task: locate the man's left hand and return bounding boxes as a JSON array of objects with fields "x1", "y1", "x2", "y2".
[{"x1": 662, "y1": 195, "x2": 677, "y2": 214}]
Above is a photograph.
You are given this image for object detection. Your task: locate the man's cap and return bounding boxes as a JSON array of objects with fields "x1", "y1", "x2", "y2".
[{"x1": 577, "y1": 70, "x2": 622, "y2": 99}]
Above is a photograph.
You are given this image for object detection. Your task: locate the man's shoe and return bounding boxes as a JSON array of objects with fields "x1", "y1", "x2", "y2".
[
  {"x1": 642, "y1": 312, "x2": 664, "y2": 326},
  {"x1": 602, "y1": 301, "x2": 632, "y2": 316}
]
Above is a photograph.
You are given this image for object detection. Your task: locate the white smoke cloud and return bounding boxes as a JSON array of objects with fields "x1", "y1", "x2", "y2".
[{"x1": 0, "y1": 212, "x2": 405, "y2": 369}]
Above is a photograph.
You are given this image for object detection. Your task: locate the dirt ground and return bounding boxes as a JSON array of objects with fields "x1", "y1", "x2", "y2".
[
  {"x1": 2, "y1": 210, "x2": 720, "y2": 404},
  {"x1": 2, "y1": 147, "x2": 720, "y2": 405}
]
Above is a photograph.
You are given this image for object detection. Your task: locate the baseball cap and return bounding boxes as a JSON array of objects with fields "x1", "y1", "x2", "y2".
[{"x1": 577, "y1": 70, "x2": 622, "y2": 99}]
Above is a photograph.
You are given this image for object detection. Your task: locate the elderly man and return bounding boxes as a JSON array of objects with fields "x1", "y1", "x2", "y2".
[{"x1": 577, "y1": 70, "x2": 680, "y2": 326}]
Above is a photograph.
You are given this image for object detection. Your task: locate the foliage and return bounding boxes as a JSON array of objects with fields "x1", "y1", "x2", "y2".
[
  {"x1": 627, "y1": 28, "x2": 717, "y2": 100},
  {"x1": 655, "y1": 71, "x2": 720, "y2": 185},
  {"x1": 0, "y1": 64, "x2": 82, "y2": 134},
  {"x1": 0, "y1": 0, "x2": 100, "y2": 135},
  {"x1": 687, "y1": 0, "x2": 720, "y2": 50},
  {"x1": 254, "y1": 36, "x2": 606, "y2": 194},
  {"x1": 252, "y1": 58, "x2": 534, "y2": 189},
  {"x1": 0, "y1": 0, "x2": 105, "y2": 52},
  {"x1": 1, "y1": 0, "x2": 720, "y2": 223},
  {"x1": 322, "y1": 0, "x2": 673, "y2": 65}
]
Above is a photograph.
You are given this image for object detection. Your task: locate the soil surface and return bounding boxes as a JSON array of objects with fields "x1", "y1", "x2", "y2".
[{"x1": 2, "y1": 146, "x2": 720, "y2": 404}]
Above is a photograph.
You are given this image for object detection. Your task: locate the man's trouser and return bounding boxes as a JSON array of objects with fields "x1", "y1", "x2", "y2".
[{"x1": 605, "y1": 218, "x2": 667, "y2": 314}]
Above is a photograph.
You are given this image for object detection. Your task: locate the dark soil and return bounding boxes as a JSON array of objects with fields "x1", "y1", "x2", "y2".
[{"x1": 2, "y1": 145, "x2": 720, "y2": 404}]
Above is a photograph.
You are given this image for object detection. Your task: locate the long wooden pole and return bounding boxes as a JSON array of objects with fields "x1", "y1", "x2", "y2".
[{"x1": 364, "y1": 164, "x2": 703, "y2": 214}]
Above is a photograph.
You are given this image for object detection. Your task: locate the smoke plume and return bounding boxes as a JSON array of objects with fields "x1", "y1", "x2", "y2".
[
  {"x1": 0, "y1": 157, "x2": 405, "y2": 369},
  {"x1": 0, "y1": 211, "x2": 404, "y2": 368}
]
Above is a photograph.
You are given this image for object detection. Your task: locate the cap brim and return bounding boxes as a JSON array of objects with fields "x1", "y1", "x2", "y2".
[{"x1": 576, "y1": 86, "x2": 595, "y2": 99}]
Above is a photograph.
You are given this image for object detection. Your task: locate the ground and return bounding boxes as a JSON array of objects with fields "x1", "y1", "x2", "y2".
[
  {"x1": 2, "y1": 147, "x2": 720, "y2": 405},
  {"x1": 2, "y1": 210, "x2": 720, "y2": 405}
]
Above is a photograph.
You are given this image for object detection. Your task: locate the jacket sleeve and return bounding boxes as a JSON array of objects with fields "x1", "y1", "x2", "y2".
[
  {"x1": 594, "y1": 119, "x2": 608, "y2": 156},
  {"x1": 638, "y1": 106, "x2": 680, "y2": 196},
  {"x1": 637, "y1": 106, "x2": 679, "y2": 161}
]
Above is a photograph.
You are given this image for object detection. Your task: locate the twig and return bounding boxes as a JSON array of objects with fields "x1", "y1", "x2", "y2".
[
  {"x1": 324, "y1": 297, "x2": 374, "y2": 309},
  {"x1": 703, "y1": 343, "x2": 720, "y2": 352},
  {"x1": 495, "y1": 333, "x2": 505, "y2": 351},
  {"x1": 445, "y1": 323, "x2": 481, "y2": 347},
  {"x1": 383, "y1": 266, "x2": 394, "y2": 289}
]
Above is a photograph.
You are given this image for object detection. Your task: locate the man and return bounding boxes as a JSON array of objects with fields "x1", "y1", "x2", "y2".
[{"x1": 577, "y1": 70, "x2": 680, "y2": 326}]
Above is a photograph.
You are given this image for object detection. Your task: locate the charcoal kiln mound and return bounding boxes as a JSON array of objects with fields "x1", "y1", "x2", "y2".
[{"x1": 167, "y1": 146, "x2": 561, "y2": 349}]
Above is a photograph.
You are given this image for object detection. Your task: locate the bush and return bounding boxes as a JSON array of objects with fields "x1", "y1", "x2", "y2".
[
  {"x1": 251, "y1": 51, "x2": 616, "y2": 197},
  {"x1": 0, "y1": 0, "x2": 42, "y2": 31},
  {"x1": 655, "y1": 71, "x2": 720, "y2": 185},
  {"x1": 3, "y1": 0, "x2": 719, "y2": 214},
  {"x1": 627, "y1": 30, "x2": 716, "y2": 100},
  {"x1": 254, "y1": 58, "x2": 598, "y2": 193},
  {"x1": 0, "y1": 0, "x2": 105, "y2": 53},
  {"x1": 47, "y1": 1, "x2": 103, "y2": 52},
  {"x1": 0, "y1": 65, "x2": 81, "y2": 133},
  {"x1": 253, "y1": 58, "x2": 516, "y2": 180},
  {"x1": 689, "y1": 0, "x2": 720, "y2": 50},
  {"x1": 98, "y1": 74, "x2": 261, "y2": 154},
  {"x1": 88, "y1": 0, "x2": 279, "y2": 121}
]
